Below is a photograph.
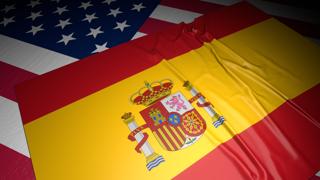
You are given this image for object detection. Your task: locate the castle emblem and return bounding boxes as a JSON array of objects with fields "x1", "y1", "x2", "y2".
[{"x1": 121, "y1": 79, "x2": 225, "y2": 171}]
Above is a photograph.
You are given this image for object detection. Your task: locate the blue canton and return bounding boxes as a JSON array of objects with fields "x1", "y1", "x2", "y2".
[{"x1": 0, "y1": 0, "x2": 159, "y2": 58}]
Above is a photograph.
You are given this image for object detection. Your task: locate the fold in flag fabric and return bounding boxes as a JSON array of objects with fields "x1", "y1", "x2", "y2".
[{"x1": 15, "y1": 2, "x2": 320, "y2": 179}]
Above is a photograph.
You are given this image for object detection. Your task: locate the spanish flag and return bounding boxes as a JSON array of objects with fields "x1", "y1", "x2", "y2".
[{"x1": 16, "y1": 2, "x2": 320, "y2": 179}]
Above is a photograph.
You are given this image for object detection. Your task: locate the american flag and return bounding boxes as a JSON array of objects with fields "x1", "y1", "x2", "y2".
[{"x1": 0, "y1": 0, "x2": 319, "y2": 179}]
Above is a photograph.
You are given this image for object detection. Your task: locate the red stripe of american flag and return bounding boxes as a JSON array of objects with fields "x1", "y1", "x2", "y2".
[{"x1": 0, "y1": 61, "x2": 36, "y2": 101}]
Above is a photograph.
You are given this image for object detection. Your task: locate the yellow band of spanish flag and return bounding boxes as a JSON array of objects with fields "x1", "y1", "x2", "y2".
[{"x1": 24, "y1": 19, "x2": 320, "y2": 179}]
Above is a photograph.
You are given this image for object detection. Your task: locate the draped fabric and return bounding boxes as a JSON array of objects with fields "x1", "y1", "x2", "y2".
[{"x1": 15, "y1": 3, "x2": 320, "y2": 179}]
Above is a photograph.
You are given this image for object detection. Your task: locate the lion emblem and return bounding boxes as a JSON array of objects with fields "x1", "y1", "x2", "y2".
[{"x1": 165, "y1": 94, "x2": 187, "y2": 111}]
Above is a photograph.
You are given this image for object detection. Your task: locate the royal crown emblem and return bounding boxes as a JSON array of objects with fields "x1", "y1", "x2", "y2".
[
  {"x1": 130, "y1": 79, "x2": 173, "y2": 106},
  {"x1": 122, "y1": 79, "x2": 225, "y2": 171}
]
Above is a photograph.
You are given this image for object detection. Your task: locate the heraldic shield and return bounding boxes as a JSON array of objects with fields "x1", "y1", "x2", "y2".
[
  {"x1": 122, "y1": 79, "x2": 211, "y2": 171},
  {"x1": 140, "y1": 91, "x2": 206, "y2": 151}
]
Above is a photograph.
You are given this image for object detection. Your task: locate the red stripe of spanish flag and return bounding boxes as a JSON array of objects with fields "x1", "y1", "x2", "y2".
[{"x1": 15, "y1": 2, "x2": 320, "y2": 180}]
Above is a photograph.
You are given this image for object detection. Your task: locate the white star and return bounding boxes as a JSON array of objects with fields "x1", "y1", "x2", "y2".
[
  {"x1": 26, "y1": 24, "x2": 44, "y2": 35},
  {"x1": 131, "y1": 3, "x2": 145, "y2": 12},
  {"x1": 26, "y1": 11, "x2": 42, "y2": 21},
  {"x1": 108, "y1": 8, "x2": 122, "y2": 17},
  {"x1": 27, "y1": 0, "x2": 41, "y2": 8},
  {"x1": 78, "y1": 1, "x2": 93, "y2": 10},
  {"x1": 55, "y1": 18, "x2": 72, "y2": 29},
  {"x1": 57, "y1": 33, "x2": 76, "y2": 45},
  {"x1": 0, "y1": 16, "x2": 15, "y2": 27},
  {"x1": 113, "y1": 20, "x2": 130, "y2": 32},
  {"x1": 82, "y1": 13, "x2": 98, "y2": 23},
  {"x1": 53, "y1": 6, "x2": 68, "y2": 15},
  {"x1": 86, "y1": 26, "x2": 103, "y2": 38},
  {"x1": 1, "y1": 4, "x2": 15, "y2": 13},
  {"x1": 92, "y1": 42, "x2": 109, "y2": 53},
  {"x1": 102, "y1": 0, "x2": 116, "y2": 5}
]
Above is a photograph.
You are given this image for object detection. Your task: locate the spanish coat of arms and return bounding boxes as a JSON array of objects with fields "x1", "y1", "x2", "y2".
[{"x1": 121, "y1": 79, "x2": 224, "y2": 171}]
